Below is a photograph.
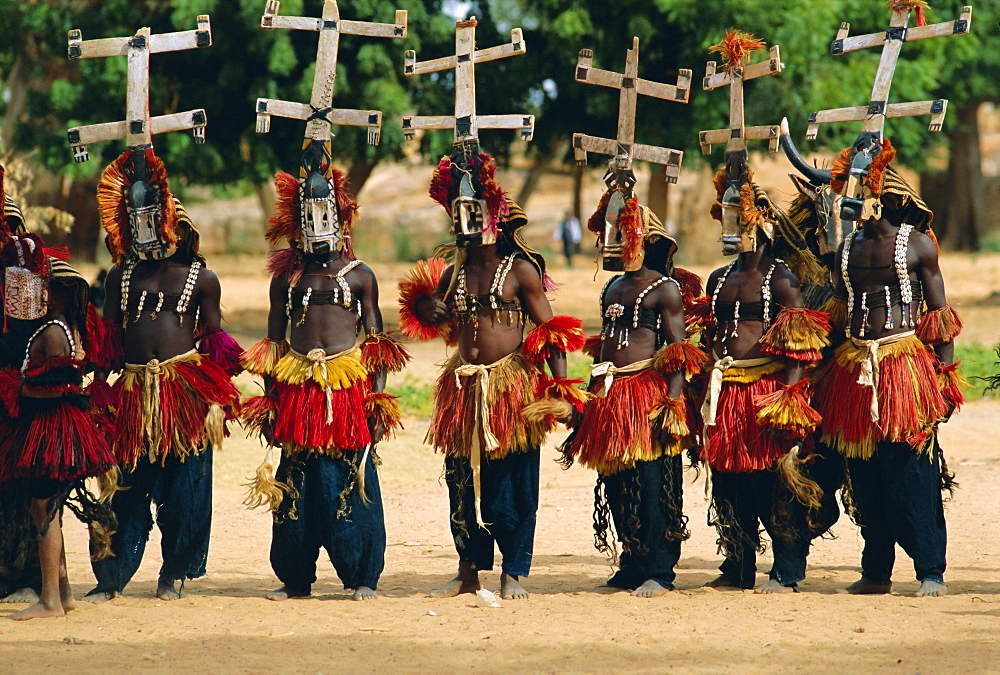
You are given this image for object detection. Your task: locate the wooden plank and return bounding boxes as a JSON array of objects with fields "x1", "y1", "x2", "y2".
[
  {"x1": 631, "y1": 142, "x2": 683, "y2": 168},
  {"x1": 327, "y1": 108, "x2": 381, "y2": 127},
  {"x1": 742, "y1": 46, "x2": 782, "y2": 80},
  {"x1": 257, "y1": 99, "x2": 312, "y2": 121},
  {"x1": 148, "y1": 30, "x2": 207, "y2": 53},
  {"x1": 702, "y1": 68, "x2": 731, "y2": 92},
  {"x1": 266, "y1": 15, "x2": 322, "y2": 31},
  {"x1": 837, "y1": 31, "x2": 886, "y2": 55},
  {"x1": 341, "y1": 12, "x2": 408, "y2": 39},
  {"x1": 405, "y1": 53, "x2": 458, "y2": 76},
  {"x1": 572, "y1": 134, "x2": 620, "y2": 165},
  {"x1": 478, "y1": 114, "x2": 534, "y2": 140},
  {"x1": 70, "y1": 120, "x2": 128, "y2": 145},
  {"x1": 886, "y1": 99, "x2": 948, "y2": 131},
  {"x1": 576, "y1": 66, "x2": 624, "y2": 90},
  {"x1": 69, "y1": 35, "x2": 130, "y2": 59},
  {"x1": 401, "y1": 116, "x2": 455, "y2": 130},
  {"x1": 698, "y1": 128, "x2": 730, "y2": 155},
  {"x1": 150, "y1": 110, "x2": 207, "y2": 135},
  {"x1": 453, "y1": 22, "x2": 476, "y2": 130},
  {"x1": 635, "y1": 77, "x2": 689, "y2": 103},
  {"x1": 744, "y1": 124, "x2": 780, "y2": 152},
  {"x1": 472, "y1": 28, "x2": 525, "y2": 64},
  {"x1": 126, "y1": 27, "x2": 151, "y2": 147}
]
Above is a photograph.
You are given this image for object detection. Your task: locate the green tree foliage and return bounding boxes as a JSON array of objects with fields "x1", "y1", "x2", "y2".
[{"x1": 0, "y1": 0, "x2": 452, "y2": 186}]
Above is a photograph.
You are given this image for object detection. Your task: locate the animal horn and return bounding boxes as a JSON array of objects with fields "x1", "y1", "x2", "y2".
[{"x1": 780, "y1": 118, "x2": 831, "y2": 185}]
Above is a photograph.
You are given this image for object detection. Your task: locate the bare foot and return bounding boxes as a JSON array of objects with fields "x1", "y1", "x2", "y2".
[
  {"x1": 266, "y1": 586, "x2": 311, "y2": 601},
  {"x1": 0, "y1": 588, "x2": 40, "y2": 604},
  {"x1": 704, "y1": 574, "x2": 742, "y2": 589},
  {"x1": 352, "y1": 586, "x2": 378, "y2": 601},
  {"x1": 631, "y1": 579, "x2": 671, "y2": 598},
  {"x1": 82, "y1": 588, "x2": 118, "y2": 603},
  {"x1": 500, "y1": 573, "x2": 528, "y2": 600},
  {"x1": 428, "y1": 575, "x2": 480, "y2": 598},
  {"x1": 156, "y1": 578, "x2": 182, "y2": 601},
  {"x1": 755, "y1": 579, "x2": 797, "y2": 594},
  {"x1": 60, "y1": 578, "x2": 76, "y2": 612},
  {"x1": 917, "y1": 580, "x2": 947, "y2": 597},
  {"x1": 839, "y1": 577, "x2": 892, "y2": 595},
  {"x1": 10, "y1": 600, "x2": 65, "y2": 621}
]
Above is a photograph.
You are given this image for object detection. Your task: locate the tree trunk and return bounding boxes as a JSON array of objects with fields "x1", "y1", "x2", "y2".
[
  {"x1": 1, "y1": 58, "x2": 25, "y2": 152},
  {"x1": 252, "y1": 180, "x2": 276, "y2": 226},
  {"x1": 646, "y1": 167, "x2": 669, "y2": 226},
  {"x1": 572, "y1": 164, "x2": 584, "y2": 223},
  {"x1": 938, "y1": 103, "x2": 985, "y2": 251},
  {"x1": 347, "y1": 159, "x2": 379, "y2": 199},
  {"x1": 516, "y1": 155, "x2": 546, "y2": 208},
  {"x1": 62, "y1": 177, "x2": 101, "y2": 262}
]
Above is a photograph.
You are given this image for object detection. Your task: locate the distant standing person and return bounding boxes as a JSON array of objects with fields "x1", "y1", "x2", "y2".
[{"x1": 553, "y1": 210, "x2": 582, "y2": 268}]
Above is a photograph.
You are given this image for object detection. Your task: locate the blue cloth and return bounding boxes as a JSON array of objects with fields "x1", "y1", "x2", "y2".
[
  {"x1": 847, "y1": 440, "x2": 947, "y2": 584},
  {"x1": 711, "y1": 469, "x2": 811, "y2": 588},
  {"x1": 269, "y1": 452, "x2": 385, "y2": 593},
  {"x1": 446, "y1": 447, "x2": 539, "y2": 578},
  {"x1": 603, "y1": 455, "x2": 685, "y2": 591},
  {"x1": 90, "y1": 447, "x2": 213, "y2": 594}
]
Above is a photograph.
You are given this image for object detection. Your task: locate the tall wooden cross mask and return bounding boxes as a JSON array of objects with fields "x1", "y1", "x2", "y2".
[
  {"x1": 573, "y1": 37, "x2": 691, "y2": 184},
  {"x1": 254, "y1": 0, "x2": 408, "y2": 147},
  {"x1": 805, "y1": 3, "x2": 973, "y2": 140},
  {"x1": 66, "y1": 17, "x2": 212, "y2": 163},
  {"x1": 401, "y1": 17, "x2": 533, "y2": 150},
  {"x1": 699, "y1": 41, "x2": 783, "y2": 156}
]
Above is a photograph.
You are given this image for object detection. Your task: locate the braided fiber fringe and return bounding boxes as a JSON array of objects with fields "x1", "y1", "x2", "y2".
[
  {"x1": 754, "y1": 379, "x2": 822, "y2": 436},
  {"x1": 652, "y1": 341, "x2": 708, "y2": 377},
  {"x1": 916, "y1": 305, "x2": 963, "y2": 346},
  {"x1": 359, "y1": 332, "x2": 411, "y2": 373}
]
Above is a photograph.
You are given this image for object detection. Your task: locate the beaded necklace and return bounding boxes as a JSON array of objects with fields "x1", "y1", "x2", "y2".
[
  {"x1": 287, "y1": 259, "x2": 363, "y2": 326},
  {"x1": 120, "y1": 259, "x2": 202, "y2": 327},
  {"x1": 600, "y1": 275, "x2": 675, "y2": 350},
  {"x1": 841, "y1": 223, "x2": 915, "y2": 338},
  {"x1": 710, "y1": 259, "x2": 782, "y2": 356},
  {"x1": 452, "y1": 254, "x2": 520, "y2": 340},
  {"x1": 22, "y1": 320, "x2": 75, "y2": 373}
]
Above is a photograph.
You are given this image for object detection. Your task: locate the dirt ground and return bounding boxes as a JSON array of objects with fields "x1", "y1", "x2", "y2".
[{"x1": 1, "y1": 254, "x2": 999, "y2": 673}]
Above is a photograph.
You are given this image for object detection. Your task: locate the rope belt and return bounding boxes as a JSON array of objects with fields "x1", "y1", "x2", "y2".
[
  {"x1": 453, "y1": 353, "x2": 516, "y2": 528},
  {"x1": 125, "y1": 349, "x2": 200, "y2": 461},
  {"x1": 590, "y1": 358, "x2": 653, "y2": 398},
  {"x1": 850, "y1": 330, "x2": 915, "y2": 423},
  {"x1": 290, "y1": 345, "x2": 357, "y2": 424},
  {"x1": 701, "y1": 353, "x2": 776, "y2": 431}
]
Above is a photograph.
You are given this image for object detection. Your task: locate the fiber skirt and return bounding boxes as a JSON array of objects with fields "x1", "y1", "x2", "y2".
[
  {"x1": 703, "y1": 370, "x2": 791, "y2": 473},
  {"x1": 813, "y1": 335, "x2": 946, "y2": 459},
  {"x1": 427, "y1": 351, "x2": 551, "y2": 459},
  {"x1": 115, "y1": 351, "x2": 240, "y2": 464},
  {"x1": 566, "y1": 368, "x2": 682, "y2": 475},
  {"x1": 0, "y1": 394, "x2": 117, "y2": 483}
]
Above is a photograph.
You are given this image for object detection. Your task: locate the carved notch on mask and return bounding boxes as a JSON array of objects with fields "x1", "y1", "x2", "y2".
[{"x1": 125, "y1": 151, "x2": 174, "y2": 260}]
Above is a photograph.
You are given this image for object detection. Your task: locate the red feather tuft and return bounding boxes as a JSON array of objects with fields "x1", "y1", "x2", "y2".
[
  {"x1": 266, "y1": 246, "x2": 305, "y2": 287},
  {"x1": 199, "y1": 328, "x2": 244, "y2": 376},
  {"x1": 672, "y1": 267, "x2": 703, "y2": 306},
  {"x1": 360, "y1": 332, "x2": 411, "y2": 374},
  {"x1": 653, "y1": 341, "x2": 708, "y2": 377},
  {"x1": 582, "y1": 333, "x2": 603, "y2": 360},
  {"x1": 95, "y1": 316, "x2": 125, "y2": 372},
  {"x1": 522, "y1": 315, "x2": 586, "y2": 363},
  {"x1": 429, "y1": 156, "x2": 453, "y2": 211},
  {"x1": 618, "y1": 196, "x2": 644, "y2": 268},
  {"x1": 709, "y1": 29, "x2": 767, "y2": 75},
  {"x1": 397, "y1": 258, "x2": 451, "y2": 341},
  {"x1": 587, "y1": 190, "x2": 612, "y2": 238}
]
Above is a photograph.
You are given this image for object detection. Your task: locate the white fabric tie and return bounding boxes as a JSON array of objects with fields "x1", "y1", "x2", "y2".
[{"x1": 589, "y1": 358, "x2": 653, "y2": 398}]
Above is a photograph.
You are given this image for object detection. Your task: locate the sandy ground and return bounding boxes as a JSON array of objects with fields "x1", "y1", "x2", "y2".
[{"x1": 1, "y1": 255, "x2": 999, "y2": 673}]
